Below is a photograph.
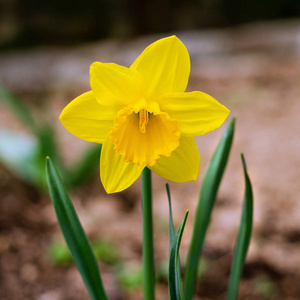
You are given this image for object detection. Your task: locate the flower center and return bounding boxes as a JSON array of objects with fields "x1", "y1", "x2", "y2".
[
  {"x1": 109, "y1": 106, "x2": 180, "y2": 166},
  {"x1": 139, "y1": 109, "x2": 149, "y2": 133}
]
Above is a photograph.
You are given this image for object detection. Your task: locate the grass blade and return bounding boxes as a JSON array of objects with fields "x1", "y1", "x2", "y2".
[
  {"x1": 169, "y1": 210, "x2": 189, "y2": 300},
  {"x1": 46, "y1": 157, "x2": 108, "y2": 300},
  {"x1": 184, "y1": 118, "x2": 235, "y2": 299},
  {"x1": 227, "y1": 154, "x2": 253, "y2": 300}
]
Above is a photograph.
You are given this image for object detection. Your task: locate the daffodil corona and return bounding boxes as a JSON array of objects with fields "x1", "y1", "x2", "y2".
[{"x1": 60, "y1": 36, "x2": 230, "y2": 193}]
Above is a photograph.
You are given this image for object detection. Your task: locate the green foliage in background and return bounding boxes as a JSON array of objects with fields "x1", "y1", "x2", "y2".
[
  {"x1": 48, "y1": 241, "x2": 73, "y2": 267},
  {"x1": 254, "y1": 275, "x2": 277, "y2": 299},
  {"x1": 0, "y1": 84, "x2": 100, "y2": 191},
  {"x1": 91, "y1": 240, "x2": 120, "y2": 265},
  {"x1": 118, "y1": 264, "x2": 144, "y2": 290}
]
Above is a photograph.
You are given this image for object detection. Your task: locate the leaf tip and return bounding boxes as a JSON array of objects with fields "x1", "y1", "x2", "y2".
[
  {"x1": 229, "y1": 117, "x2": 236, "y2": 128},
  {"x1": 185, "y1": 209, "x2": 189, "y2": 218},
  {"x1": 241, "y1": 153, "x2": 247, "y2": 172},
  {"x1": 45, "y1": 156, "x2": 52, "y2": 168},
  {"x1": 165, "y1": 183, "x2": 171, "y2": 202}
]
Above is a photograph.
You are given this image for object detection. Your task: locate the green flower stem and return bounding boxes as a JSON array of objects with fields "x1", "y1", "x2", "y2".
[{"x1": 141, "y1": 167, "x2": 155, "y2": 300}]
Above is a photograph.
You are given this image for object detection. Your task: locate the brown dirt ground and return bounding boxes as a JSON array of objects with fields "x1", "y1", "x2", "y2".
[{"x1": 1, "y1": 21, "x2": 300, "y2": 299}]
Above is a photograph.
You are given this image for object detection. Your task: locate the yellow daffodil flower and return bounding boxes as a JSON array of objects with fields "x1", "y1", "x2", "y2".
[{"x1": 60, "y1": 36, "x2": 229, "y2": 193}]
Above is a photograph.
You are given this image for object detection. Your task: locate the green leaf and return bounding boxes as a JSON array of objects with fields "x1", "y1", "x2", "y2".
[
  {"x1": 227, "y1": 154, "x2": 253, "y2": 300},
  {"x1": 166, "y1": 183, "x2": 184, "y2": 299},
  {"x1": 0, "y1": 130, "x2": 46, "y2": 188},
  {"x1": 184, "y1": 118, "x2": 235, "y2": 300},
  {"x1": 166, "y1": 183, "x2": 175, "y2": 253},
  {"x1": 169, "y1": 210, "x2": 189, "y2": 300},
  {"x1": 46, "y1": 157, "x2": 108, "y2": 300}
]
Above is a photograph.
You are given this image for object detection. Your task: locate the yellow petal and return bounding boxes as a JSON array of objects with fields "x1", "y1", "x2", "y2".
[
  {"x1": 109, "y1": 106, "x2": 180, "y2": 167},
  {"x1": 130, "y1": 36, "x2": 190, "y2": 100},
  {"x1": 160, "y1": 91, "x2": 230, "y2": 136},
  {"x1": 90, "y1": 62, "x2": 143, "y2": 107},
  {"x1": 149, "y1": 136, "x2": 200, "y2": 182},
  {"x1": 100, "y1": 136, "x2": 145, "y2": 193},
  {"x1": 59, "y1": 91, "x2": 117, "y2": 143}
]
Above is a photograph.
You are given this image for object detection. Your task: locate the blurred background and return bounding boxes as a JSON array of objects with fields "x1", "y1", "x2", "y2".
[
  {"x1": 1, "y1": 0, "x2": 300, "y2": 49},
  {"x1": 1, "y1": 0, "x2": 300, "y2": 299}
]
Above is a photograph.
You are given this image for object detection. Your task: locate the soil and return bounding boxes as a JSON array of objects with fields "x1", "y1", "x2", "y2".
[{"x1": 1, "y1": 20, "x2": 300, "y2": 300}]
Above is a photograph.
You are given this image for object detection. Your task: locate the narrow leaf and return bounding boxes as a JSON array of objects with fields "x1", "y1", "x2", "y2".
[
  {"x1": 166, "y1": 183, "x2": 175, "y2": 253},
  {"x1": 46, "y1": 157, "x2": 108, "y2": 300},
  {"x1": 227, "y1": 154, "x2": 253, "y2": 300},
  {"x1": 166, "y1": 184, "x2": 184, "y2": 299},
  {"x1": 169, "y1": 210, "x2": 189, "y2": 300},
  {"x1": 184, "y1": 118, "x2": 235, "y2": 300}
]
